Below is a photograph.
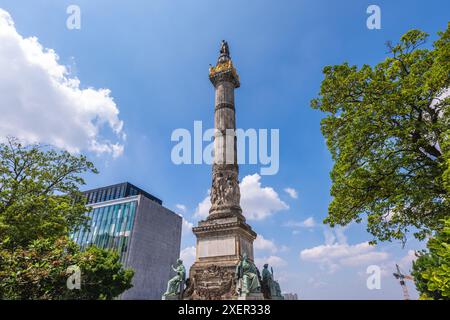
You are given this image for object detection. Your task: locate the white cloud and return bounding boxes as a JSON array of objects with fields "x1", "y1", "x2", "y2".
[
  {"x1": 301, "y1": 242, "x2": 371, "y2": 261},
  {"x1": 0, "y1": 9, "x2": 124, "y2": 156},
  {"x1": 255, "y1": 255, "x2": 287, "y2": 269},
  {"x1": 300, "y1": 228, "x2": 389, "y2": 273},
  {"x1": 181, "y1": 217, "x2": 193, "y2": 237},
  {"x1": 322, "y1": 227, "x2": 347, "y2": 245},
  {"x1": 180, "y1": 246, "x2": 196, "y2": 271},
  {"x1": 340, "y1": 251, "x2": 389, "y2": 267},
  {"x1": 335, "y1": 227, "x2": 348, "y2": 244},
  {"x1": 431, "y1": 87, "x2": 450, "y2": 109},
  {"x1": 241, "y1": 174, "x2": 289, "y2": 220},
  {"x1": 371, "y1": 250, "x2": 418, "y2": 279},
  {"x1": 398, "y1": 250, "x2": 418, "y2": 272},
  {"x1": 254, "y1": 235, "x2": 278, "y2": 253},
  {"x1": 194, "y1": 192, "x2": 211, "y2": 218},
  {"x1": 194, "y1": 174, "x2": 288, "y2": 220},
  {"x1": 284, "y1": 217, "x2": 316, "y2": 228},
  {"x1": 323, "y1": 228, "x2": 336, "y2": 245},
  {"x1": 307, "y1": 277, "x2": 328, "y2": 289},
  {"x1": 302, "y1": 217, "x2": 316, "y2": 228},
  {"x1": 175, "y1": 204, "x2": 187, "y2": 213},
  {"x1": 300, "y1": 242, "x2": 389, "y2": 273},
  {"x1": 284, "y1": 187, "x2": 298, "y2": 199},
  {"x1": 383, "y1": 209, "x2": 397, "y2": 222}
]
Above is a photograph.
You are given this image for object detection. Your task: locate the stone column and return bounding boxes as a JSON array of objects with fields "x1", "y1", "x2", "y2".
[
  {"x1": 185, "y1": 42, "x2": 258, "y2": 300},
  {"x1": 208, "y1": 46, "x2": 243, "y2": 220}
]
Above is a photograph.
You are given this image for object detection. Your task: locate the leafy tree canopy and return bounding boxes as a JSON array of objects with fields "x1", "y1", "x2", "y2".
[
  {"x1": 0, "y1": 137, "x2": 134, "y2": 299},
  {"x1": 412, "y1": 217, "x2": 450, "y2": 300},
  {"x1": 0, "y1": 137, "x2": 97, "y2": 247},
  {"x1": 311, "y1": 24, "x2": 450, "y2": 243},
  {"x1": 0, "y1": 237, "x2": 134, "y2": 300}
]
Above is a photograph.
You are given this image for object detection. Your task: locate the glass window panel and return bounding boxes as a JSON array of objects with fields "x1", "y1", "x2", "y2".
[
  {"x1": 106, "y1": 188, "x2": 112, "y2": 201},
  {"x1": 71, "y1": 200, "x2": 138, "y2": 263},
  {"x1": 103, "y1": 205, "x2": 113, "y2": 248}
]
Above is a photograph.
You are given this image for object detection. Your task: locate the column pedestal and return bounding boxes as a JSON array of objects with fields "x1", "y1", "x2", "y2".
[{"x1": 184, "y1": 216, "x2": 257, "y2": 300}]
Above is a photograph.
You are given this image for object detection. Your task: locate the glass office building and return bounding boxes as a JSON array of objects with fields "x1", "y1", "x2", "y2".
[
  {"x1": 83, "y1": 182, "x2": 162, "y2": 206},
  {"x1": 71, "y1": 182, "x2": 161, "y2": 263},
  {"x1": 71, "y1": 182, "x2": 182, "y2": 299},
  {"x1": 71, "y1": 200, "x2": 138, "y2": 263}
]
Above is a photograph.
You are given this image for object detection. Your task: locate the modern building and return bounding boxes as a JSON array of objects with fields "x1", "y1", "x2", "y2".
[
  {"x1": 71, "y1": 182, "x2": 182, "y2": 299},
  {"x1": 283, "y1": 293, "x2": 299, "y2": 300}
]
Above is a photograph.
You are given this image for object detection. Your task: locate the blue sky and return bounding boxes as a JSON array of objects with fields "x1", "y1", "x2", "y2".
[{"x1": 0, "y1": 0, "x2": 448, "y2": 299}]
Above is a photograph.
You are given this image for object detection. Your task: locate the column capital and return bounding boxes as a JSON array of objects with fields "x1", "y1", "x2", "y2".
[{"x1": 209, "y1": 60, "x2": 240, "y2": 88}]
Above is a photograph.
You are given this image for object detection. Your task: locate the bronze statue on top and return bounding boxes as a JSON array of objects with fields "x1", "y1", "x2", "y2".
[
  {"x1": 217, "y1": 40, "x2": 231, "y2": 63},
  {"x1": 220, "y1": 40, "x2": 230, "y2": 56}
]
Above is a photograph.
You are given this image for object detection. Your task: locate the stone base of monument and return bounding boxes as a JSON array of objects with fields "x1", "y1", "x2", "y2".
[
  {"x1": 162, "y1": 295, "x2": 181, "y2": 300},
  {"x1": 184, "y1": 214, "x2": 258, "y2": 300},
  {"x1": 237, "y1": 293, "x2": 265, "y2": 300},
  {"x1": 183, "y1": 264, "x2": 237, "y2": 300},
  {"x1": 270, "y1": 296, "x2": 284, "y2": 300}
]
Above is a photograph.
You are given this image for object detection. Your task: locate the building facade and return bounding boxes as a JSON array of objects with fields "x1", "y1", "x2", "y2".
[
  {"x1": 71, "y1": 182, "x2": 182, "y2": 299},
  {"x1": 283, "y1": 293, "x2": 299, "y2": 300}
]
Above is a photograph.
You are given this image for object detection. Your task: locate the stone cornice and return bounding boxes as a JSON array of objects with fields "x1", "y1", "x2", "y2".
[
  {"x1": 192, "y1": 220, "x2": 257, "y2": 239},
  {"x1": 209, "y1": 68, "x2": 240, "y2": 88}
]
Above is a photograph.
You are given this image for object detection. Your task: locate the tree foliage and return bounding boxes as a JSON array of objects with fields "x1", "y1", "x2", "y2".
[
  {"x1": 0, "y1": 237, "x2": 134, "y2": 300},
  {"x1": 0, "y1": 137, "x2": 97, "y2": 247},
  {"x1": 311, "y1": 24, "x2": 450, "y2": 243},
  {"x1": 412, "y1": 217, "x2": 450, "y2": 300},
  {"x1": 0, "y1": 137, "x2": 134, "y2": 299}
]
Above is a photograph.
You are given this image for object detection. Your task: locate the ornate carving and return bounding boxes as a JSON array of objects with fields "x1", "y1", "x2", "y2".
[
  {"x1": 209, "y1": 60, "x2": 239, "y2": 83},
  {"x1": 184, "y1": 265, "x2": 237, "y2": 300},
  {"x1": 209, "y1": 169, "x2": 240, "y2": 214},
  {"x1": 209, "y1": 42, "x2": 240, "y2": 89}
]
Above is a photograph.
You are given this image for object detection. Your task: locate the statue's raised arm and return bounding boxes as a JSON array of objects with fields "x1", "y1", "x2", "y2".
[{"x1": 162, "y1": 259, "x2": 185, "y2": 298}]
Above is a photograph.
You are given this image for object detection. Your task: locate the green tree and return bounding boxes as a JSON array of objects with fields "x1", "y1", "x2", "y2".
[
  {"x1": 0, "y1": 137, "x2": 134, "y2": 299},
  {"x1": 0, "y1": 237, "x2": 134, "y2": 300},
  {"x1": 0, "y1": 137, "x2": 96, "y2": 247},
  {"x1": 412, "y1": 217, "x2": 450, "y2": 300},
  {"x1": 311, "y1": 24, "x2": 450, "y2": 243}
]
